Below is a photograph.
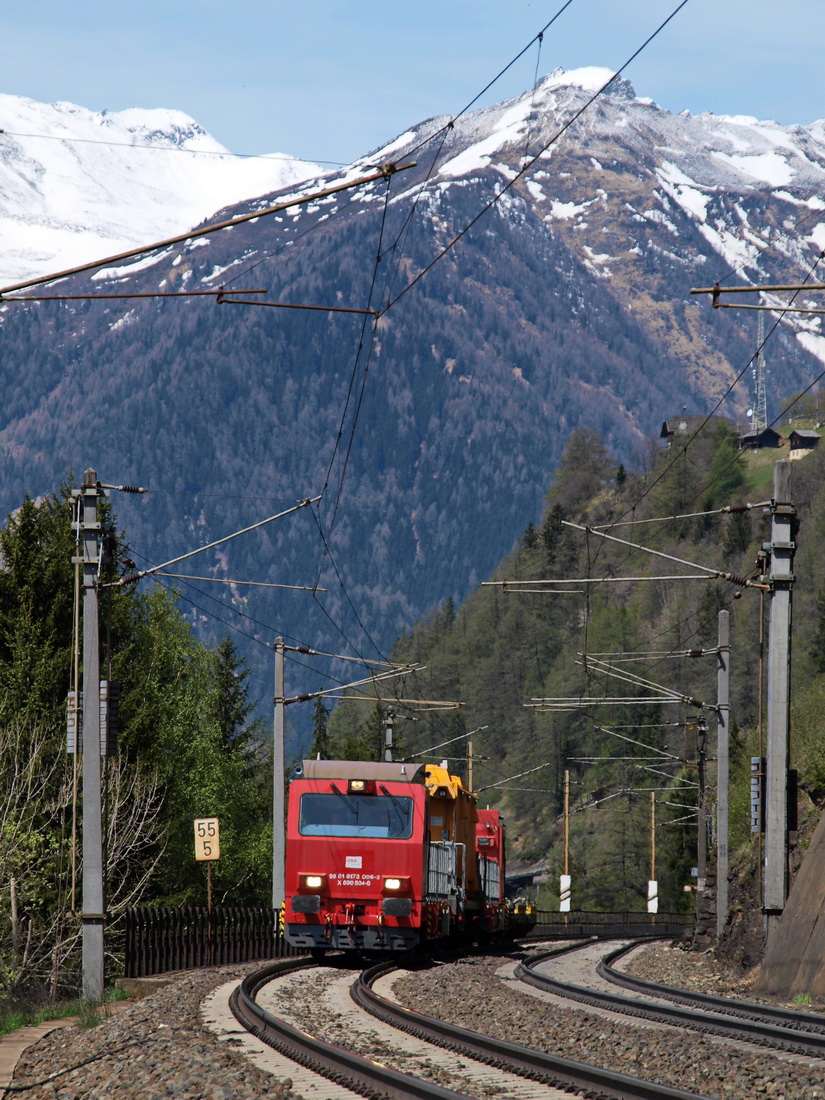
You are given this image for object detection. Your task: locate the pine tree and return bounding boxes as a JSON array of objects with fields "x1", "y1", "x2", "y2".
[
  {"x1": 212, "y1": 636, "x2": 263, "y2": 759},
  {"x1": 309, "y1": 696, "x2": 331, "y2": 759},
  {"x1": 522, "y1": 521, "x2": 539, "y2": 550}
]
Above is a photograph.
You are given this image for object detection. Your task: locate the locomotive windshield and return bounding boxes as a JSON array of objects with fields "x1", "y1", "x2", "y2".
[{"x1": 299, "y1": 793, "x2": 413, "y2": 838}]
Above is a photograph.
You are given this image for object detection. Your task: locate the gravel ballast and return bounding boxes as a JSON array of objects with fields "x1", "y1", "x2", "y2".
[
  {"x1": 8, "y1": 966, "x2": 299, "y2": 1100},
  {"x1": 10, "y1": 943, "x2": 825, "y2": 1100},
  {"x1": 392, "y1": 948, "x2": 825, "y2": 1099}
]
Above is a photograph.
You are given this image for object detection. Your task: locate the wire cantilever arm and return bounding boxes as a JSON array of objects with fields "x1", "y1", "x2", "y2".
[
  {"x1": 0, "y1": 161, "x2": 416, "y2": 297},
  {"x1": 111, "y1": 496, "x2": 320, "y2": 586},
  {"x1": 561, "y1": 519, "x2": 769, "y2": 591}
]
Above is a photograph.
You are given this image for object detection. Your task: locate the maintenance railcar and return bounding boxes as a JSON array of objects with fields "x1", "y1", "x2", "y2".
[{"x1": 284, "y1": 758, "x2": 506, "y2": 953}]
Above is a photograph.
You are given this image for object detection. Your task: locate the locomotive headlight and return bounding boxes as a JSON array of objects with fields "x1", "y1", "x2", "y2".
[
  {"x1": 348, "y1": 778, "x2": 375, "y2": 794},
  {"x1": 383, "y1": 876, "x2": 409, "y2": 891},
  {"x1": 301, "y1": 874, "x2": 325, "y2": 890}
]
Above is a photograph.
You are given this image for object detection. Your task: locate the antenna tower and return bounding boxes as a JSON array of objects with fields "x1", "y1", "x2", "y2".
[{"x1": 753, "y1": 310, "x2": 768, "y2": 433}]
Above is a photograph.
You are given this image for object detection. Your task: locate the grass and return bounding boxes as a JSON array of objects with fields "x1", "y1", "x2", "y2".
[
  {"x1": 742, "y1": 447, "x2": 783, "y2": 495},
  {"x1": 741, "y1": 436, "x2": 817, "y2": 495},
  {"x1": 793, "y1": 991, "x2": 814, "y2": 1006},
  {"x1": 0, "y1": 987, "x2": 127, "y2": 1036}
]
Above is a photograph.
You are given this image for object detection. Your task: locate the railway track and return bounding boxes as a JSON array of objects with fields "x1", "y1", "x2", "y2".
[
  {"x1": 516, "y1": 938, "x2": 825, "y2": 1058},
  {"x1": 228, "y1": 953, "x2": 715, "y2": 1100}
]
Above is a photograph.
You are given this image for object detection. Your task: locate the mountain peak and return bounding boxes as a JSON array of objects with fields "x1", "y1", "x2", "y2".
[
  {"x1": 0, "y1": 92, "x2": 322, "y2": 286},
  {"x1": 538, "y1": 66, "x2": 637, "y2": 101}
]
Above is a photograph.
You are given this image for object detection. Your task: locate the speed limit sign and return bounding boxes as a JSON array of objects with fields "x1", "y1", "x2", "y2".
[{"x1": 194, "y1": 817, "x2": 220, "y2": 861}]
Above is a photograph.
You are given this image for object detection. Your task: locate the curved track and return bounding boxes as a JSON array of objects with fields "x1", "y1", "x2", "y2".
[
  {"x1": 229, "y1": 954, "x2": 715, "y2": 1100},
  {"x1": 599, "y1": 941, "x2": 825, "y2": 1036},
  {"x1": 516, "y1": 939, "x2": 825, "y2": 1057}
]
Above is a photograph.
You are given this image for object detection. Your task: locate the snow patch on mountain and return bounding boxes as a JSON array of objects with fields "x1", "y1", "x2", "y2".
[{"x1": 0, "y1": 94, "x2": 321, "y2": 286}]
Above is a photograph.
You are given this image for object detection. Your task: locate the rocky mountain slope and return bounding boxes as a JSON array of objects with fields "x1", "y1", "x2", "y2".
[{"x1": 1, "y1": 70, "x2": 823, "y2": 727}]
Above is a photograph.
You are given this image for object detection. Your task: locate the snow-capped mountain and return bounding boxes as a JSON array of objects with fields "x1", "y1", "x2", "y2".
[
  {"x1": 0, "y1": 94, "x2": 321, "y2": 286},
  {"x1": 353, "y1": 66, "x2": 825, "y2": 371},
  {"x1": 2, "y1": 70, "x2": 825, "y2": 721}
]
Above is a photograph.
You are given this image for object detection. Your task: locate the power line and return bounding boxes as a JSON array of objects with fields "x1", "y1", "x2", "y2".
[
  {"x1": 0, "y1": 126, "x2": 343, "y2": 166},
  {"x1": 0, "y1": 161, "x2": 415, "y2": 297},
  {"x1": 109, "y1": 497, "x2": 319, "y2": 587},
  {"x1": 403, "y1": 0, "x2": 578, "y2": 163},
  {"x1": 380, "y1": 0, "x2": 690, "y2": 316}
]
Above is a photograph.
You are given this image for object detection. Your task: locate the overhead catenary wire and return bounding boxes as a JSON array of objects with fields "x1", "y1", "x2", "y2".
[
  {"x1": 307, "y1": 503, "x2": 389, "y2": 664},
  {"x1": 283, "y1": 664, "x2": 421, "y2": 705},
  {"x1": 153, "y1": 572, "x2": 326, "y2": 591},
  {"x1": 477, "y1": 757, "x2": 556, "y2": 792},
  {"x1": 578, "y1": 650, "x2": 718, "y2": 664},
  {"x1": 552, "y1": 253, "x2": 825, "y2": 686},
  {"x1": 586, "y1": 501, "x2": 771, "y2": 529},
  {"x1": 303, "y1": 695, "x2": 461, "y2": 710},
  {"x1": 114, "y1": 548, "x2": 387, "y2": 731},
  {"x1": 569, "y1": 756, "x2": 674, "y2": 762},
  {"x1": 22, "y1": 9, "x2": 698, "y2": 726},
  {"x1": 577, "y1": 655, "x2": 716, "y2": 711},
  {"x1": 605, "y1": 247, "x2": 825, "y2": 532},
  {"x1": 22, "y1": 6, "x2": 708, "y2": 748},
  {"x1": 407, "y1": 726, "x2": 489, "y2": 759},
  {"x1": 1, "y1": 288, "x2": 266, "y2": 304},
  {"x1": 144, "y1": 562, "x2": 319, "y2": 657},
  {"x1": 714, "y1": 302, "x2": 825, "y2": 315},
  {"x1": 561, "y1": 519, "x2": 769, "y2": 591},
  {"x1": 401, "y1": 0, "x2": 578, "y2": 164},
  {"x1": 484, "y1": 574, "x2": 716, "y2": 586},
  {"x1": 318, "y1": 171, "x2": 396, "y2": 557},
  {"x1": 0, "y1": 126, "x2": 346, "y2": 166},
  {"x1": 380, "y1": 0, "x2": 690, "y2": 316},
  {"x1": 284, "y1": 645, "x2": 405, "y2": 668},
  {"x1": 526, "y1": 697, "x2": 684, "y2": 708},
  {"x1": 593, "y1": 725, "x2": 681, "y2": 760},
  {"x1": 215, "y1": 296, "x2": 378, "y2": 316}
]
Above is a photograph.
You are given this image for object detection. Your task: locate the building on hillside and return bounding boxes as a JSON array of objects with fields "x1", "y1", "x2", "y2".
[
  {"x1": 739, "y1": 427, "x2": 782, "y2": 450},
  {"x1": 788, "y1": 429, "x2": 820, "y2": 458},
  {"x1": 660, "y1": 414, "x2": 736, "y2": 444}
]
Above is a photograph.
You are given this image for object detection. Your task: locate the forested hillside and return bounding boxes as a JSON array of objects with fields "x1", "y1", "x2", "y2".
[
  {"x1": 325, "y1": 421, "x2": 825, "y2": 917},
  {"x1": 0, "y1": 488, "x2": 272, "y2": 997}
]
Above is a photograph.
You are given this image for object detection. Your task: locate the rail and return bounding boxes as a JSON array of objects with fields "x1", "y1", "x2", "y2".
[
  {"x1": 516, "y1": 939, "x2": 825, "y2": 1057},
  {"x1": 352, "y1": 958, "x2": 715, "y2": 1100},
  {"x1": 230, "y1": 958, "x2": 471, "y2": 1100}
]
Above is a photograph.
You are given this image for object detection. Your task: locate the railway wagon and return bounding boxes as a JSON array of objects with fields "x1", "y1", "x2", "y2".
[
  {"x1": 284, "y1": 758, "x2": 505, "y2": 953},
  {"x1": 476, "y1": 807, "x2": 509, "y2": 935}
]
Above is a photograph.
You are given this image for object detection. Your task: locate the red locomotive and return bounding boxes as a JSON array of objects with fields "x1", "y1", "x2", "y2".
[{"x1": 283, "y1": 758, "x2": 507, "y2": 953}]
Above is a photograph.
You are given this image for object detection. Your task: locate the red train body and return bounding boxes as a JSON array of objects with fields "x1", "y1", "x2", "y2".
[{"x1": 284, "y1": 758, "x2": 507, "y2": 953}]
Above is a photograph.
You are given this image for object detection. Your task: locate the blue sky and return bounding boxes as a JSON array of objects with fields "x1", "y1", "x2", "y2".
[{"x1": 4, "y1": 1, "x2": 823, "y2": 164}]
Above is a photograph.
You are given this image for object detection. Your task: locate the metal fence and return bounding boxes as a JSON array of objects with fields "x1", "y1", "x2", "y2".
[
  {"x1": 124, "y1": 906, "x2": 301, "y2": 978},
  {"x1": 529, "y1": 910, "x2": 693, "y2": 939}
]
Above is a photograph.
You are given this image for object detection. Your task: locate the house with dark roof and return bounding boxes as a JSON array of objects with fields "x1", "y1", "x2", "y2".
[
  {"x1": 660, "y1": 414, "x2": 736, "y2": 443},
  {"x1": 788, "y1": 429, "x2": 820, "y2": 457},
  {"x1": 739, "y1": 428, "x2": 782, "y2": 450}
]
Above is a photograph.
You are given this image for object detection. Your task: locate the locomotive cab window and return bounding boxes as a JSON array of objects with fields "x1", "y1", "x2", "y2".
[{"x1": 299, "y1": 792, "x2": 413, "y2": 838}]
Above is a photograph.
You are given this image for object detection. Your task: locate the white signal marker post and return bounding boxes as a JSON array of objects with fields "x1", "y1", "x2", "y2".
[
  {"x1": 648, "y1": 791, "x2": 658, "y2": 919},
  {"x1": 559, "y1": 875, "x2": 572, "y2": 912},
  {"x1": 560, "y1": 770, "x2": 571, "y2": 914}
]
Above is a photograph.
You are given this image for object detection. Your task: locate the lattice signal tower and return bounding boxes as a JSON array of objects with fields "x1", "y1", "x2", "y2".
[{"x1": 752, "y1": 310, "x2": 768, "y2": 433}]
